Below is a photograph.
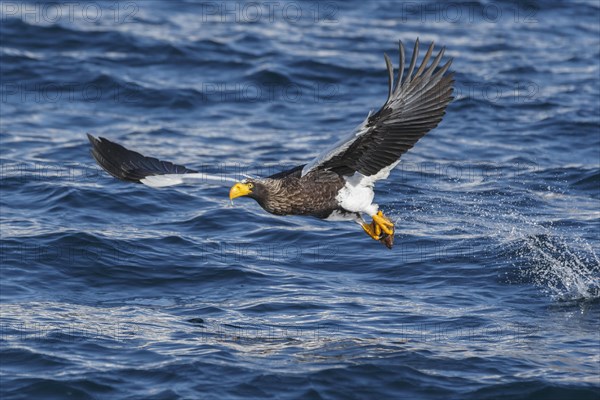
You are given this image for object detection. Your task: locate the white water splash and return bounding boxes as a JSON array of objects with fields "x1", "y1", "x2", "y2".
[
  {"x1": 481, "y1": 199, "x2": 600, "y2": 301},
  {"x1": 516, "y1": 233, "x2": 600, "y2": 301},
  {"x1": 438, "y1": 189, "x2": 600, "y2": 302}
]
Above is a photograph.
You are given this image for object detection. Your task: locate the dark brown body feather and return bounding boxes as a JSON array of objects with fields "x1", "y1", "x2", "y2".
[{"x1": 249, "y1": 166, "x2": 346, "y2": 219}]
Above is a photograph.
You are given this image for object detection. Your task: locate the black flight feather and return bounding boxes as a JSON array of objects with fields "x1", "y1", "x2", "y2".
[{"x1": 87, "y1": 134, "x2": 196, "y2": 183}]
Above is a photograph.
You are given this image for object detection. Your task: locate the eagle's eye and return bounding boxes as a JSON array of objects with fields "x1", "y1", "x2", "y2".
[{"x1": 247, "y1": 182, "x2": 254, "y2": 189}]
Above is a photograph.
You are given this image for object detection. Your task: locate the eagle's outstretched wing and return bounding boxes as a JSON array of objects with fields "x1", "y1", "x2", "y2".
[
  {"x1": 87, "y1": 134, "x2": 235, "y2": 187},
  {"x1": 302, "y1": 39, "x2": 454, "y2": 179}
]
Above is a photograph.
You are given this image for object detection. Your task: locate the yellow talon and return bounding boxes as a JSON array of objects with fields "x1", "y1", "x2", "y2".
[
  {"x1": 372, "y1": 211, "x2": 394, "y2": 236},
  {"x1": 374, "y1": 221, "x2": 381, "y2": 237},
  {"x1": 361, "y1": 222, "x2": 380, "y2": 240},
  {"x1": 361, "y1": 212, "x2": 395, "y2": 249}
]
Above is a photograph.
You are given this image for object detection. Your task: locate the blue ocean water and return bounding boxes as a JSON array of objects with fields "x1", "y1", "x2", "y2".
[{"x1": 1, "y1": 0, "x2": 599, "y2": 398}]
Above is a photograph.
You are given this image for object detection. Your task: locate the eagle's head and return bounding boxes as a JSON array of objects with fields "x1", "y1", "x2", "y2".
[{"x1": 229, "y1": 178, "x2": 269, "y2": 204}]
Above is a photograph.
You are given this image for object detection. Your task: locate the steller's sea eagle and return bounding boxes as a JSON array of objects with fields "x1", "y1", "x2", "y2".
[{"x1": 88, "y1": 39, "x2": 454, "y2": 249}]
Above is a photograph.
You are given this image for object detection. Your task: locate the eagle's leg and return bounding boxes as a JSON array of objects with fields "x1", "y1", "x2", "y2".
[
  {"x1": 355, "y1": 214, "x2": 380, "y2": 240},
  {"x1": 371, "y1": 211, "x2": 394, "y2": 236}
]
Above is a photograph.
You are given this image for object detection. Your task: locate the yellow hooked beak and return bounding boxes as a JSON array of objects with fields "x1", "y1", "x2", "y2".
[{"x1": 229, "y1": 182, "x2": 253, "y2": 203}]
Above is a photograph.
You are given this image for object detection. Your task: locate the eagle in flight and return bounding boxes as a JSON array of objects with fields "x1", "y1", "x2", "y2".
[{"x1": 88, "y1": 40, "x2": 454, "y2": 249}]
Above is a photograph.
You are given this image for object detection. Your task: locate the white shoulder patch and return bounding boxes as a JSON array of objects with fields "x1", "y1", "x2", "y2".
[{"x1": 301, "y1": 112, "x2": 373, "y2": 177}]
